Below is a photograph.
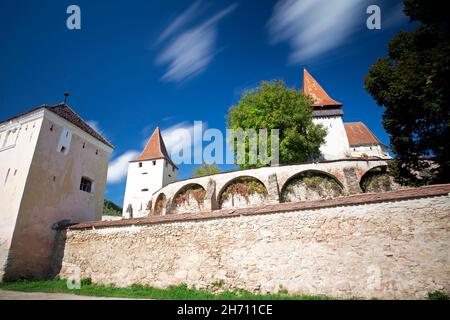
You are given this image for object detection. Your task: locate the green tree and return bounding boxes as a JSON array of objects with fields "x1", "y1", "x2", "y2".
[
  {"x1": 227, "y1": 80, "x2": 327, "y2": 169},
  {"x1": 103, "y1": 199, "x2": 122, "y2": 216},
  {"x1": 193, "y1": 163, "x2": 221, "y2": 177},
  {"x1": 365, "y1": 0, "x2": 449, "y2": 184}
]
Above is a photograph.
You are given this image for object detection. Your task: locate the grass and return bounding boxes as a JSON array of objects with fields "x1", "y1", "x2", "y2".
[{"x1": 0, "y1": 279, "x2": 333, "y2": 300}]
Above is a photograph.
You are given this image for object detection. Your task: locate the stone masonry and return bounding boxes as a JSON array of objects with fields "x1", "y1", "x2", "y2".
[{"x1": 57, "y1": 185, "x2": 450, "y2": 299}]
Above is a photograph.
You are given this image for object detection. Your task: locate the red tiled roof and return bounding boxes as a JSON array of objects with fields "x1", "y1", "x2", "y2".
[
  {"x1": 302, "y1": 69, "x2": 342, "y2": 108},
  {"x1": 68, "y1": 184, "x2": 450, "y2": 230},
  {"x1": 0, "y1": 104, "x2": 113, "y2": 149},
  {"x1": 134, "y1": 127, "x2": 177, "y2": 168},
  {"x1": 344, "y1": 122, "x2": 382, "y2": 147}
]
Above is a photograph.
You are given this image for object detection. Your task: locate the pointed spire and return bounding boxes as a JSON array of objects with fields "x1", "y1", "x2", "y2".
[
  {"x1": 134, "y1": 127, "x2": 176, "y2": 168},
  {"x1": 302, "y1": 69, "x2": 342, "y2": 108}
]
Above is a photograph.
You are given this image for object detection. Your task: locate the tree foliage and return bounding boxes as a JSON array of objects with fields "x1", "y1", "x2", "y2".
[
  {"x1": 103, "y1": 199, "x2": 122, "y2": 216},
  {"x1": 365, "y1": 0, "x2": 449, "y2": 184},
  {"x1": 193, "y1": 163, "x2": 221, "y2": 177},
  {"x1": 227, "y1": 80, "x2": 327, "y2": 169}
]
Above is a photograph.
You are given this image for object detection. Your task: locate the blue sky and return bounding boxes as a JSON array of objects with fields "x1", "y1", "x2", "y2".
[{"x1": 0, "y1": 0, "x2": 414, "y2": 206}]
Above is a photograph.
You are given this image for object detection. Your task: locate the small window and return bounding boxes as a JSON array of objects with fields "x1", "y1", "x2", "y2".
[
  {"x1": 152, "y1": 160, "x2": 156, "y2": 166},
  {"x1": 82, "y1": 143, "x2": 85, "y2": 149},
  {"x1": 165, "y1": 161, "x2": 168, "y2": 167},
  {"x1": 50, "y1": 124, "x2": 53, "y2": 131},
  {"x1": 138, "y1": 162, "x2": 143, "y2": 168},
  {"x1": 60, "y1": 146, "x2": 66, "y2": 153},
  {"x1": 4, "y1": 168, "x2": 10, "y2": 185},
  {"x1": 95, "y1": 149, "x2": 99, "y2": 155},
  {"x1": 141, "y1": 188, "x2": 149, "y2": 192},
  {"x1": 142, "y1": 172, "x2": 148, "y2": 175},
  {"x1": 80, "y1": 177, "x2": 93, "y2": 193}
]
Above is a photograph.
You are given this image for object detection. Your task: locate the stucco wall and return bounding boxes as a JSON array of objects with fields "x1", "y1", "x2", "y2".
[
  {"x1": 2, "y1": 110, "x2": 112, "y2": 280},
  {"x1": 122, "y1": 159, "x2": 178, "y2": 218},
  {"x1": 0, "y1": 113, "x2": 44, "y2": 280},
  {"x1": 313, "y1": 116, "x2": 350, "y2": 160},
  {"x1": 58, "y1": 188, "x2": 450, "y2": 299}
]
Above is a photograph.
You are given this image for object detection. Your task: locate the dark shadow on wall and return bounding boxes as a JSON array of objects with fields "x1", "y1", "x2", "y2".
[{"x1": 3, "y1": 220, "x2": 69, "y2": 282}]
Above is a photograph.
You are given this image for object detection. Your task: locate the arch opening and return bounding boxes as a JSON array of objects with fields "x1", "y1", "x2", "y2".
[
  {"x1": 360, "y1": 166, "x2": 398, "y2": 193},
  {"x1": 172, "y1": 183, "x2": 206, "y2": 214},
  {"x1": 218, "y1": 176, "x2": 268, "y2": 209},
  {"x1": 154, "y1": 193, "x2": 167, "y2": 215},
  {"x1": 281, "y1": 170, "x2": 344, "y2": 203}
]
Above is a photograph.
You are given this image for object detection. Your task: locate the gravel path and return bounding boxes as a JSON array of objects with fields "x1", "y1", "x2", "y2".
[{"x1": 0, "y1": 289, "x2": 144, "y2": 300}]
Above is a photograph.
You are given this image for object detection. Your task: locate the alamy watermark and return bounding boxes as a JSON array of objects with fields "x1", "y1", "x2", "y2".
[{"x1": 166, "y1": 121, "x2": 280, "y2": 166}]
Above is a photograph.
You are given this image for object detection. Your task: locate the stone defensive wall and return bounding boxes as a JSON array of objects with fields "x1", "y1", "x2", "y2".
[
  {"x1": 56, "y1": 184, "x2": 450, "y2": 299},
  {"x1": 149, "y1": 158, "x2": 390, "y2": 215}
]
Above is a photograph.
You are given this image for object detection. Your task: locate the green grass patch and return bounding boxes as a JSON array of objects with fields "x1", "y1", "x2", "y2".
[{"x1": 0, "y1": 279, "x2": 332, "y2": 300}]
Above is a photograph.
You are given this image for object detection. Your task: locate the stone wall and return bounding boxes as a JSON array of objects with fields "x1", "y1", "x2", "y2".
[
  {"x1": 149, "y1": 159, "x2": 389, "y2": 215},
  {"x1": 57, "y1": 185, "x2": 450, "y2": 299}
]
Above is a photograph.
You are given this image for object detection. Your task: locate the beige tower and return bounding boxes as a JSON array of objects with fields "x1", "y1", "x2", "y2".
[
  {"x1": 0, "y1": 103, "x2": 113, "y2": 280},
  {"x1": 122, "y1": 127, "x2": 178, "y2": 218}
]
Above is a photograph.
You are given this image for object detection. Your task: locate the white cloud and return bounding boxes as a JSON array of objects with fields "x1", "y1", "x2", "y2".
[
  {"x1": 156, "y1": 1, "x2": 201, "y2": 44},
  {"x1": 156, "y1": 3, "x2": 237, "y2": 83},
  {"x1": 268, "y1": 0, "x2": 368, "y2": 63},
  {"x1": 107, "y1": 150, "x2": 139, "y2": 184}
]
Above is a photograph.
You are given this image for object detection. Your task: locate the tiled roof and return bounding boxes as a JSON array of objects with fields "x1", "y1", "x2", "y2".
[
  {"x1": 344, "y1": 122, "x2": 382, "y2": 147},
  {"x1": 67, "y1": 184, "x2": 450, "y2": 230},
  {"x1": 0, "y1": 104, "x2": 113, "y2": 149},
  {"x1": 134, "y1": 127, "x2": 177, "y2": 168},
  {"x1": 302, "y1": 69, "x2": 342, "y2": 108}
]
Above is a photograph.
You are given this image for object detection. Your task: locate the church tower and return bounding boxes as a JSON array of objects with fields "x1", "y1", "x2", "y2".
[
  {"x1": 302, "y1": 69, "x2": 350, "y2": 160},
  {"x1": 122, "y1": 127, "x2": 178, "y2": 218}
]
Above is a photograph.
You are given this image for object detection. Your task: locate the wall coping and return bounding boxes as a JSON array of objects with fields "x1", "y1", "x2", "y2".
[{"x1": 69, "y1": 184, "x2": 450, "y2": 230}]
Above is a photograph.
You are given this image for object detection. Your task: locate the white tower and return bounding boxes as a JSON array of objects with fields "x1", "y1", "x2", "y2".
[
  {"x1": 122, "y1": 127, "x2": 178, "y2": 218},
  {"x1": 302, "y1": 69, "x2": 350, "y2": 160}
]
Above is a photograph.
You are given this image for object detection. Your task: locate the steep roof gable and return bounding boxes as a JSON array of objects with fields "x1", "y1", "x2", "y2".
[
  {"x1": 134, "y1": 127, "x2": 177, "y2": 168},
  {"x1": 302, "y1": 69, "x2": 342, "y2": 108}
]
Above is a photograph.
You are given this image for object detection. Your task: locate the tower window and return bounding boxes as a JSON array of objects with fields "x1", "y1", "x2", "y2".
[
  {"x1": 80, "y1": 177, "x2": 93, "y2": 193},
  {"x1": 152, "y1": 160, "x2": 156, "y2": 166},
  {"x1": 141, "y1": 188, "x2": 149, "y2": 192},
  {"x1": 138, "y1": 162, "x2": 143, "y2": 168},
  {"x1": 57, "y1": 127, "x2": 71, "y2": 155}
]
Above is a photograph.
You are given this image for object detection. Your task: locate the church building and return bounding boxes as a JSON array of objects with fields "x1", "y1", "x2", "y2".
[{"x1": 303, "y1": 69, "x2": 389, "y2": 160}]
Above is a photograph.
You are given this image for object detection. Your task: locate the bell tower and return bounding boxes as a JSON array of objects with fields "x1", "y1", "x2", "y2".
[
  {"x1": 122, "y1": 127, "x2": 178, "y2": 218},
  {"x1": 302, "y1": 69, "x2": 350, "y2": 160}
]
